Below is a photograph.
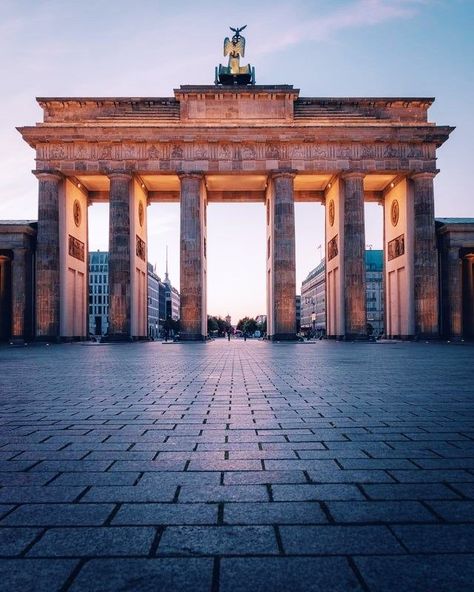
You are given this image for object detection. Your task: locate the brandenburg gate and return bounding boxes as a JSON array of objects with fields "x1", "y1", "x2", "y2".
[{"x1": 18, "y1": 29, "x2": 453, "y2": 341}]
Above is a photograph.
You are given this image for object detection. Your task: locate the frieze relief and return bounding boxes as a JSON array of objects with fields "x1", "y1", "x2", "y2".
[{"x1": 37, "y1": 140, "x2": 435, "y2": 165}]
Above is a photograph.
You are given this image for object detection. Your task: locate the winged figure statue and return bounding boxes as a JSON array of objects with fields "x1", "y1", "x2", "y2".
[
  {"x1": 216, "y1": 25, "x2": 255, "y2": 85},
  {"x1": 224, "y1": 26, "x2": 246, "y2": 74}
]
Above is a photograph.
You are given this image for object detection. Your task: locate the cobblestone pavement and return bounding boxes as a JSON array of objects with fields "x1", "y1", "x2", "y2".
[{"x1": 0, "y1": 339, "x2": 474, "y2": 591}]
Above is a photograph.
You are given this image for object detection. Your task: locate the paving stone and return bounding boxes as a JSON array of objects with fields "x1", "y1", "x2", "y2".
[
  {"x1": 0, "y1": 472, "x2": 58, "y2": 486},
  {"x1": 27, "y1": 526, "x2": 156, "y2": 557},
  {"x1": 179, "y1": 484, "x2": 269, "y2": 502},
  {"x1": 224, "y1": 502, "x2": 328, "y2": 524},
  {"x1": 326, "y1": 500, "x2": 437, "y2": 523},
  {"x1": 362, "y1": 483, "x2": 461, "y2": 500},
  {"x1": 1, "y1": 339, "x2": 474, "y2": 589},
  {"x1": 2, "y1": 503, "x2": 115, "y2": 526},
  {"x1": 272, "y1": 483, "x2": 364, "y2": 501},
  {"x1": 30, "y1": 460, "x2": 113, "y2": 472},
  {"x1": 307, "y1": 468, "x2": 394, "y2": 483},
  {"x1": 426, "y1": 500, "x2": 474, "y2": 522},
  {"x1": 69, "y1": 558, "x2": 213, "y2": 591},
  {"x1": 81, "y1": 484, "x2": 177, "y2": 502},
  {"x1": 139, "y1": 471, "x2": 221, "y2": 487},
  {"x1": 355, "y1": 555, "x2": 474, "y2": 592},
  {"x1": 50, "y1": 472, "x2": 140, "y2": 486},
  {"x1": 0, "y1": 486, "x2": 85, "y2": 503},
  {"x1": 224, "y1": 470, "x2": 306, "y2": 485},
  {"x1": 158, "y1": 525, "x2": 278, "y2": 555},
  {"x1": 280, "y1": 525, "x2": 404, "y2": 555},
  {"x1": 220, "y1": 557, "x2": 363, "y2": 592},
  {"x1": 0, "y1": 527, "x2": 42, "y2": 555},
  {"x1": 392, "y1": 524, "x2": 474, "y2": 553},
  {"x1": 112, "y1": 503, "x2": 219, "y2": 525},
  {"x1": 0, "y1": 558, "x2": 79, "y2": 592},
  {"x1": 388, "y1": 469, "x2": 474, "y2": 482}
]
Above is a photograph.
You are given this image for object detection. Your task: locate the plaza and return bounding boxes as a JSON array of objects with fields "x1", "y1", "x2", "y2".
[{"x1": 0, "y1": 339, "x2": 473, "y2": 591}]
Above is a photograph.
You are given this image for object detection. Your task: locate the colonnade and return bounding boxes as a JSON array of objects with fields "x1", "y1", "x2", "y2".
[{"x1": 32, "y1": 168, "x2": 440, "y2": 341}]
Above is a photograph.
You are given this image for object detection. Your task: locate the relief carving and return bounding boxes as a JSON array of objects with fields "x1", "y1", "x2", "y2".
[
  {"x1": 50, "y1": 145, "x2": 65, "y2": 159},
  {"x1": 99, "y1": 145, "x2": 112, "y2": 159},
  {"x1": 328, "y1": 235, "x2": 338, "y2": 261},
  {"x1": 241, "y1": 144, "x2": 256, "y2": 159},
  {"x1": 148, "y1": 145, "x2": 161, "y2": 159},
  {"x1": 218, "y1": 144, "x2": 231, "y2": 159},
  {"x1": 171, "y1": 144, "x2": 183, "y2": 158},
  {"x1": 361, "y1": 144, "x2": 375, "y2": 158},
  {"x1": 383, "y1": 144, "x2": 399, "y2": 158},
  {"x1": 68, "y1": 235, "x2": 85, "y2": 262},
  {"x1": 388, "y1": 234, "x2": 405, "y2": 261},
  {"x1": 136, "y1": 235, "x2": 146, "y2": 261}
]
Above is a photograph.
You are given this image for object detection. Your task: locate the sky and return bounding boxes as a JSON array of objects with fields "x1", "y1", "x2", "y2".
[{"x1": 0, "y1": 0, "x2": 473, "y2": 322}]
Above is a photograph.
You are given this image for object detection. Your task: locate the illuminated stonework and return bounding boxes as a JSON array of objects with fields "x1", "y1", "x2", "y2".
[{"x1": 18, "y1": 85, "x2": 453, "y2": 340}]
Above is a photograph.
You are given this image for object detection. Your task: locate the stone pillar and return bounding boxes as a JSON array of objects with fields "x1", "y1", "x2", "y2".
[
  {"x1": 341, "y1": 172, "x2": 367, "y2": 338},
  {"x1": 11, "y1": 248, "x2": 28, "y2": 341},
  {"x1": 463, "y1": 255, "x2": 474, "y2": 339},
  {"x1": 0, "y1": 255, "x2": 11, "y2": 340},
  {"x1": 35, "y1": 171, "x2": 62, "y2": 339},
  {"x1": 412, "y1": 172, "x2": 439, "y2": 338},
  {"x1": 270, "y1": 171, "x2": 296, "y2": 340},
  {"x1": 179, "y1": 172, "x2": 206, "y2": 341},
  {"x1": 108, "y1": 172, "x2": 132, "y2": 340},
  {"x1": 444, "y1": 247, "x2": 462, "y2": 339}
]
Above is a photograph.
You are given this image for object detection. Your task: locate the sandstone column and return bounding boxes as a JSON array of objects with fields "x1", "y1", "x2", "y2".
[
  {"x1": 0, "y1": 255, "x2": 11, "y2": 340},
  {"x1": 341, "y1": 172, "x2": 367, "y2": 338},
  {"x1": 179, "y1": 172, "x2": 206, "y2": 340},
  {"x1": 108, "y1": 172, "x2": 132, "y2": 340},
  {"x1": 463, "y1": 255, "x2": 474, "y2": 338},
  {"x1": 11, "y1": 248, "x2": 28, "y2": 341},
  {"x1": 412, "y1": 172, "x2": 439, "y2": 338},
  {"x1": 35, "y1": 171, "x2": 62, "y2": 339},
  {"x1": 444, "y1": 247, "x2": 462, "y2": 339},
  {"x1": 270, "y1": 171, "x2": 296, "y2": 340}
]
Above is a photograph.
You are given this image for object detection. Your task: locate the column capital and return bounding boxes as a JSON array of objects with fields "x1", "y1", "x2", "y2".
[
  {"x1": 33, "y1": 170, "x2": 63, "y2": 182},
  {"x1": 270, "y1": 169, "x2": 296, "y2": 180},
  {"x1": 410, "y1": 171, "x2": 438, "y2": 181},
  {"x1": 107, "y1": 171, "x2": 133, "y2": 182},
  {"x1": 177, "y1": 171, "x2": 204, "y2": 181},
  {"x1": 340, "y1": 171, "x2": 365, "y2": 181}
]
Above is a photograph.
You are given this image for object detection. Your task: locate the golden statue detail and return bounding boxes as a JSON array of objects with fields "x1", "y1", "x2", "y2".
[{"x1": 216, "y1": 26, "x2": 255, "y2": 85}]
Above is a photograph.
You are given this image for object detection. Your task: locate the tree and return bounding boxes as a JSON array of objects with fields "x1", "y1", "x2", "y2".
[
  {"x1": 237, "y1": 317, "x2": 258, "y2": 336},
  {"x1": 207, "y1": 316, "x2": 219, "y2": 334}
]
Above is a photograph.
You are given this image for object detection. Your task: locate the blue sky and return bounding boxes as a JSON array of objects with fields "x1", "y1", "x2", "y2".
[{"x1": 1, "y1": 0, "x2": 472, "y2": 321}]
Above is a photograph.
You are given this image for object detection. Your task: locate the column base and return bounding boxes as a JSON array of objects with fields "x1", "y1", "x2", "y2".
[
  {"x1": 35, "y1": 335, "x2": 61, "y2": 343},
  {"x1": 9, "y1": 337, "x2": 27, "y2": 345},
  {"x1": 414, "y1": 332, "x2": 440, "y2": 341},
  {"x1": 269, "y1": 333, "x2": 298, "y2": 342},
  {"x1": 179, "y1": 333, "x2": 207, "y2": 342},
  {"x1": 342, "y1": 334, "x2": 370, "y2": 341},
  {"x1": 101, "y1": 334, "x2": 133, "y2": 343}
]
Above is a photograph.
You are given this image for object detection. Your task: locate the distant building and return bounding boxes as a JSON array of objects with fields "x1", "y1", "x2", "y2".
[
  {"x1": 365, "y1": 250, "x2": 384, "y2": 335},
  {"x1": 147, "y1": 262, "x2": 161, "y2": 339},
  {"x1": 225, "y1": 314, "x2": 231, "y2": 327},
  {"x1": 295, "y1": 295, "x2": 301, "y2": 331},
  {"x1": 88, "y1": 251, "x2": 109, "y2": 336},
  {"x1": 301, "y1": 260, "x2": 326, "y2": 333},
  {"x1": 300, "y1": 250, "x2": 384, "y2": 335},
  {"x1": 88, "y1": 251, "x2": 179, "y2": 338}
]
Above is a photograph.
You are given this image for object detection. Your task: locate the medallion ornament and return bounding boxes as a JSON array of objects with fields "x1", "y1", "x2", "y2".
[
  {"x1": 73, "y1": 199, "x2": 81, "y2": 228},
  {"x1": 328, "y1": 199, "x2": 335, "y2": 227},
  {"x1": 391, "y1": 199, "x2": 399, "y2": 227}
]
